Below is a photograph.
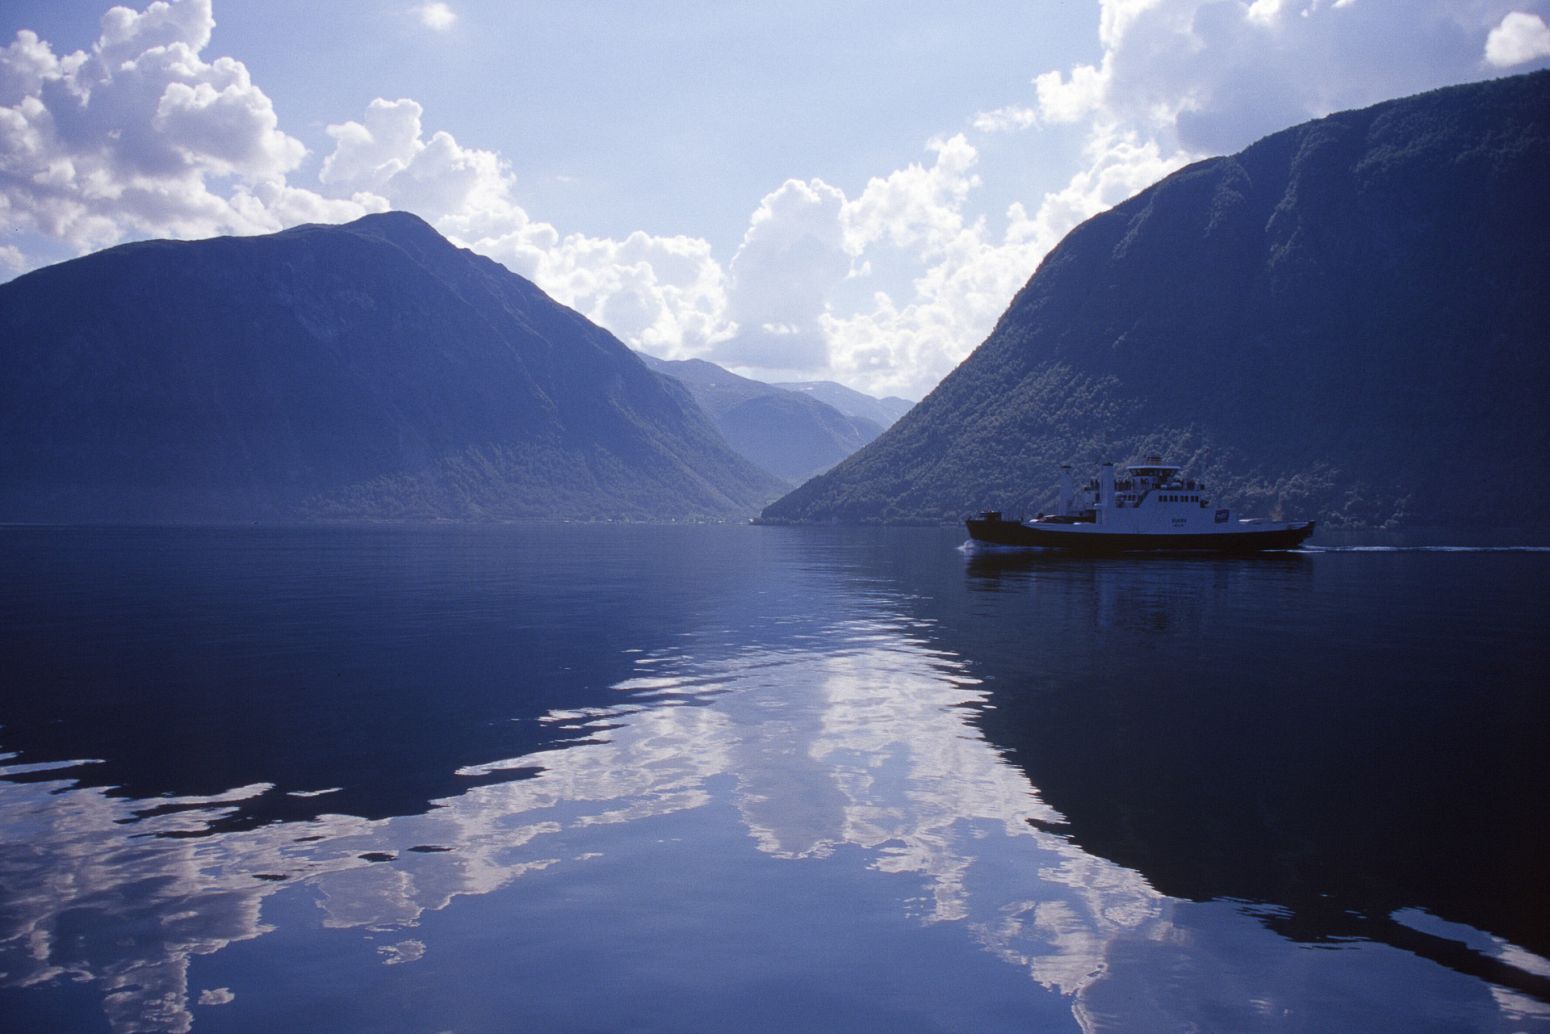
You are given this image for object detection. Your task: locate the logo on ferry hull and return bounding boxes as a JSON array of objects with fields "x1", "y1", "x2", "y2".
[{"x1": 1215, "y1": 509, "x2": 1229, "y2": 524}]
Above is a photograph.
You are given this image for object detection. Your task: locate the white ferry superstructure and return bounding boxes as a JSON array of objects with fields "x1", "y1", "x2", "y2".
[{"x1": 966, "y1": 455, "x2": 1315, "y2": 552}]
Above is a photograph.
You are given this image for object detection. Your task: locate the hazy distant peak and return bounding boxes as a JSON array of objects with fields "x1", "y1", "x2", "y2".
[
  {"x1": 772, "y1": 380, "x2": 914, "y2": 428},
  {"x1": 634, "y1": 352, "x2": 889, "y2": 483}
]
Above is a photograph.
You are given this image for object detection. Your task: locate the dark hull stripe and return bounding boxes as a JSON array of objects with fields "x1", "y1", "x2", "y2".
[{"x1": 965, "y1": 519, "x2": 1317, "y2": 553}]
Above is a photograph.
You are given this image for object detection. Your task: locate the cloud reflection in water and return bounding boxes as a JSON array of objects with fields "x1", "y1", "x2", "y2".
[{"x1": 2, "y1": 610, "x2": 1543, "y2": 1033}]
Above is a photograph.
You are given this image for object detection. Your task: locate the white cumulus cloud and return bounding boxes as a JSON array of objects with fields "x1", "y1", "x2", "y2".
[
  {"x1": 0, "y1": 0, "x2": 366, "y2": 252},
  {"x1": 321, "y1": 98, "x2": 513, "y2": 225},
  {"x1": 1009, "y1": 0, "x2": 1550, "y2": 160},
  {"x1": 842, "y1": 134, "x2": 980, "y2": 256},
  {"x1": 709, "y1": 177, "x2": 850, "y2": 373},
  {"x1": 1486, "y1": 11, "x2": 1550, "y2": 66}
]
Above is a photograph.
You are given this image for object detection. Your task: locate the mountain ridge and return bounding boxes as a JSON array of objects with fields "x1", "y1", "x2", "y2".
[
  {"x1": 0, "y1": 212, "x2": 783, "y2": 522},
  {"x1": 762, "y1": 71, "x2": 1550, "y2": 530}
]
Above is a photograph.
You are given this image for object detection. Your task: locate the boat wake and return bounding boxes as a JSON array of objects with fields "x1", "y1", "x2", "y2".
[
  {"x1": 1303, "y1": 545, "x2": 1550, "y2": 553},
  {"x1": 962, "y1": 540, "x2": 1550, "y2": 556}
]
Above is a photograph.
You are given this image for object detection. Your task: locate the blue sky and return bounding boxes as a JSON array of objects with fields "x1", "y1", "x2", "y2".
[{"x1": 4, "y1": 0, "x2": 1549, "y2": 397}]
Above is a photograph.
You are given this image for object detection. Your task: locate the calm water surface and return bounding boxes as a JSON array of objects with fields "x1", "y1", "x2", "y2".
[{"x1": 0, "y1": 524, "x2": 1546, "y2": 1032}]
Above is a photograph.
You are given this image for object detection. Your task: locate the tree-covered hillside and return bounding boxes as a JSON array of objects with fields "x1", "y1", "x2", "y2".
[
  {"x1": 0, "y1": 213, "x2": 783, "y2": 522},
  {"x1": 764, "y1": 72, "x2": 1550, "y2": 530}
]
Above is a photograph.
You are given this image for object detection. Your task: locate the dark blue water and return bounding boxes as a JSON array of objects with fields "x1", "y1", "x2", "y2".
[{"x1": 0, "y1": 525, "x2": 1546, "y2": 1032}]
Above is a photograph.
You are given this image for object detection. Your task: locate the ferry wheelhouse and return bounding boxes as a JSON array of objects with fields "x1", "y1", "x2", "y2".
[{"x1": 966, "y1": 456, "x2": 1315, "y2": 552}]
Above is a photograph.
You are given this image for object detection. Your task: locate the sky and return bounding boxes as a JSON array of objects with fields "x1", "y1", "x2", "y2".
[{"x1": 3, "y1": 0, "x2": 1548, "y2": 399}]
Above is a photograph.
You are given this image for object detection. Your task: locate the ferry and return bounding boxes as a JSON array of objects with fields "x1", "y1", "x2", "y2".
[{"x1": 966, "y1": 456, "x2": 1315, "y2": 552}]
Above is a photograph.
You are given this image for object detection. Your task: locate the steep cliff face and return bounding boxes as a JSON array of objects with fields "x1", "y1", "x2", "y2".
[
  {"x1": 0, "y1": 212, "x2": 783, "y2": 522},
  {"x1": 764, "y1": 72, "x2": 1550, "y2": 530}
]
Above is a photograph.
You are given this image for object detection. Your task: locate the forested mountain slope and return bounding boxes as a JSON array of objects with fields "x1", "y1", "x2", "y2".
[
  {"x1": 0, "y1": 212, "x2": 782, "y2": 522},
  {"x1": 764, "y1": 72, "x2": 1550, "y2": 530}
]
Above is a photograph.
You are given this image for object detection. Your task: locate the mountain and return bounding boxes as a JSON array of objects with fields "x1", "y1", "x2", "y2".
[
  {"x1": 771, "y1": 381, "x2": 914, "y2": 429},
  {"x1": 763, "y1": 71, "x2": 1550, "y2": 530},
  {"x1": 636, "y1": 354, "x2": 884, "y2": 483},
  {"x1": 0, "y1": 212, "x2": 784, "y2": 522}
]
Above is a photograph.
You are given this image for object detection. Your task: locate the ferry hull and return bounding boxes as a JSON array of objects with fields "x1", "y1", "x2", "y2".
[{"x1": 966, "y1": 517, "x2": 1316, "y2": 553}]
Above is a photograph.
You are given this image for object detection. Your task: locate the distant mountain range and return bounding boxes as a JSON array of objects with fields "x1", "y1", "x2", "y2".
[
  {"x1": 771, "y1": 381, "x2": 914, "y2": 429},
  {"x1": 0, "y1": 212, "x2": 783, "y2": 522},
  {"x1": 764, "y1": 71, "x2": 1550, "y2": 530},
  {"x1": 636, "y1": 354, "x2": 900, "y2": 483}
]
